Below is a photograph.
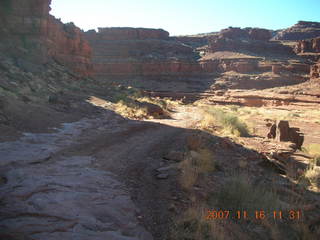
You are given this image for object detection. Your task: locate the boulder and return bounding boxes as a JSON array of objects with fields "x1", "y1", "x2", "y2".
[
  {"x1": 267, "y1": 123, "x2": 277, "y2": 139},
  {"x1": 164, "y1": 150, "x2": 185, "y2": 162},
  {"x1": 277, "y1": 120, "x2": 291, "y2": 142},
  {"x1": 311, "y1": 62, "x2": 320, "y2": 79},
  {"x1": 267, "y1": 120, "x2": 304, "y2": 149}
]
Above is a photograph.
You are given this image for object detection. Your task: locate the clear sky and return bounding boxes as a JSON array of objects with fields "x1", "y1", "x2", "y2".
[{"x1": 50, "y1": 0, "x2": 320, "y2": 36}]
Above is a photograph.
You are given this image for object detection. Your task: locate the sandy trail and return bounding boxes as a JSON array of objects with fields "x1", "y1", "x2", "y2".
[{"x1": 0, "y1": 106, "x2": 200, "y2": 240}]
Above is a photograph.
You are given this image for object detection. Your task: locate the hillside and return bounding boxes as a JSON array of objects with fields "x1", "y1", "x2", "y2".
[{"x1": 0, "y1": 1, "x2": 320, "y2": 240}]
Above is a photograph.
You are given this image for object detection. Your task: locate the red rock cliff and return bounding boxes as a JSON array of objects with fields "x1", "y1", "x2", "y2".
[
  {"x1": 0, "y1": 0, "x2": 93, "y2": 76},
  {"x1": 85, "y1": 28, "x2": 206, "y2": 78}
]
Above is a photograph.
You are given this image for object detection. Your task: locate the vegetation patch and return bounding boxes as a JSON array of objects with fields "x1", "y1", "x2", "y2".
[
  {"x1": 210, "y1": 174, "x2": 281, "y2": 213},
  {"x1": 200, "y1": 107, "x2": 249, "y2": 137}
]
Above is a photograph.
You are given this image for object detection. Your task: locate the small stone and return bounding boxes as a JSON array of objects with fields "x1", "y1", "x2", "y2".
[
  {"x1": 168, "y1": 204, "x2": 176, "y2": 212},
  {"x1": 171, "y1": 196, "x2": 179, "y2": 201},
  {"x1": 164, "y1": 150, "x2": 185, "y2": 162},
  {"x1": 156, "y1": 166, "x2": 172, "y2": 172},
  {"x1": 156, "y1": 173, "x2": 169, "y2": 179}
]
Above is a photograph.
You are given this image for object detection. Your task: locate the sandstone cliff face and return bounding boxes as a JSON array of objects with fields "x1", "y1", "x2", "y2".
[
  {"x1": 95, "y1": 27, "x2": 169, "y2": 40},
  {"x1": 274, "y1": 21, "x2": 320, "y2": 40},
  {"x1": 294, "y1": 37, "x2": 320, "y2": 53},
  {"x1": 46, "y1": 18, "x2": 93, "y2": 76},
  {"x1": 207, "y1": 27, "x2": 292, "y2": 55},
  {"x1": 0, "y1": 0, "x2": 93, "y2": 76},
  {"x1": 85, "y1": 28, "x2": 204, "y2": 78},
  {"x1": 219, "y1": 27, "x2": 272, "y2": 41}
]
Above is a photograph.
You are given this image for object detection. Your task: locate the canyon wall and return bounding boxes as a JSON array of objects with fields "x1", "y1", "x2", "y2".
[
  {"x1": 207, "y1": 27, "x2": 293, "y2": 55},
  {"x1": 0, "y1": 1, "x2": 316, "y2": 82},
  {"x1": 85, "y1": 28, "x2": 206, "y2": 78},
  {"x1": 0, "y1": 0, "x2": 93, "y2": 76}
]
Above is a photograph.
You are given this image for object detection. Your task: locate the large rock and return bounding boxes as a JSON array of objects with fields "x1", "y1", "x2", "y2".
[
  {"x1": 311, "y1": 62, "x2": 320, "y2": 79},
  {"x1": 277, "y1": 120, "x2": 291, "y2": 142},
  {"x1": 294, "y1": 37, "x2": 320, "y2": 53},
  {"x1": 267, "y1": 120, "x2": 304, "y2": 149}
]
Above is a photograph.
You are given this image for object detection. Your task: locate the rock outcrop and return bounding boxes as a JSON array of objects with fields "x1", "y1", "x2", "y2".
[
  {"x1": 267, "y1": 120, "x2": 304, "y2": 149},
  {"x1": 172, "y1": 36, "x2": 208, "y2": 48},
  {"x1": 271, "y1": 63, "x2": 310, "y2": 74},
  {"x1": 94, "y1": 27, "x2": 169, "y2": 40},
  {"x1": 311, "y1": 61, "x2": 320, "y2": 79},
  {"x1": 274, "y1": 21, "x2": 320, "y2": 40},
  {"x1": 0, "y1": 0, "x2": 93, "y2": 76},
  {"x1": 219, "y1": 27, "x2": 272, "y2": 41},
  {"x1": 208, "y1": 35, "x2": 293, "y2": 55},
  {"x1": 294, "y1": 37, "x2": 320, "y2": 53}
]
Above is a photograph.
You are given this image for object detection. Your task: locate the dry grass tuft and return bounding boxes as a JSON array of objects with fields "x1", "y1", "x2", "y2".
[
  {"x1": 179, "y1": 148, "x2": 215, "y2": 191},
  {"x1": 210, "y1": 174, "x2": 281, "y2": 213},
  {"x1": 115, "y1": 100, "x2": 149, "y2": 119},
  {"x1": 200, "y1": 107, "x2": 249, "y2": 137},
  {"x1": 171, "y1": 205, "x2": 227, "y2": 240},
  {"x1": 303, "y1": 166, "x2": 320, "y2": 190},
  {"x1": 179, "y1": 155, "x2": 199, "y2": 191}
]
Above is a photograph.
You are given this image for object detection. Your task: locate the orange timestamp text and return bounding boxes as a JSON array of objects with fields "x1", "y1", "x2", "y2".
[{"x1": 205, "y1": 209, "x2": 302, "y2": 220}]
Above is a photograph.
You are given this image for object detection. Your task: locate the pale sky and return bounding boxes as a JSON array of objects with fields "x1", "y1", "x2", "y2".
[{"x1": 50, "y1": 0, "x2": 320, "y2": 36}]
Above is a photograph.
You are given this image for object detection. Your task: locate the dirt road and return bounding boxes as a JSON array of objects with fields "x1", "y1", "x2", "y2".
[{"x1": 0, "y1": 106, "x2": 200, "y2": 240}]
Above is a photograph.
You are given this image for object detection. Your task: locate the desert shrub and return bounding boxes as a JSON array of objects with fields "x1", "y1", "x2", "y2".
[
  {"x1": 302, "y1": 143, "x2": 320, "y2": 166},
  {"x1": 114, "y1": 100, "x2": 148, "y2": 119},
  {"x1": 179, "y1": 154, "x2": 199, "y2": 191},
  {"x1": 112, "y1": 86, "x2": 168, "y2": 119},
  {"x1": 179, "y1": 149, "x2": 215, "y2": 191},
  {"x1": 171, "y1": 206, "x2": 226, "y2": 240},
  {"x1": 201, "y1": 107, "x2": 249, "y2": 137},
  {"x1": 190, "y1": 149, "x2": 215, "y2": 174},
  {"x1": 302, "y1": 166, "x2": 320, "y2": 189},
  {"x1": 229, "y1": 105, "x2": 239, "y2": 112},
  {"x1": 210, "y1": 174, "x2": 280, "y2": 213}
]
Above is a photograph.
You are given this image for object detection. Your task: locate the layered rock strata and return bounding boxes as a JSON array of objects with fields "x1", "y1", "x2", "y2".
[
  {"x1": 85, "y1": 28, "x2": 205, "y2": 78},
  {"x1": 0, "y1": 0, "x2": 93, "y2": 76},
  {"x1": 274, "y1": 21, "x2": 320, "y2": 40}
]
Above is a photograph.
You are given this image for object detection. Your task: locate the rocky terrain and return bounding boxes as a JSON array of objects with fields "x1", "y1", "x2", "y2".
[
  {"x1": 1, "y1": 1, "x2": 320, "y2": 240},
  {"x1": 0, "y1": 0, "x2": 93, "y2": 76},
  {"x1": 273, "y1": 21, "x2": 320, "y2": 40}
]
